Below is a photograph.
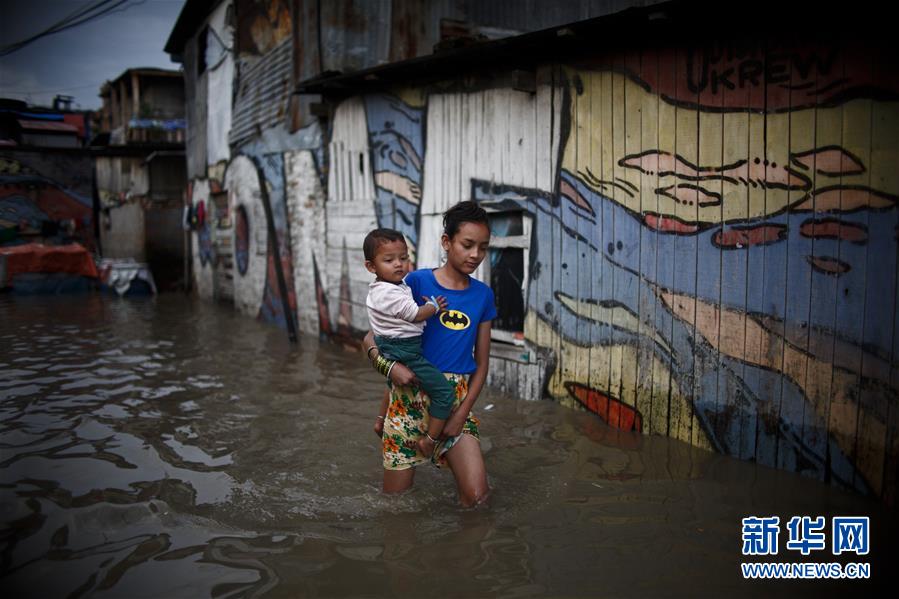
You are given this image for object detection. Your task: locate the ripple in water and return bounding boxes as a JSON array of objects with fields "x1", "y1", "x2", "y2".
[{"x1": 1, "y1": 294, "x2": 896, "y2": 597}]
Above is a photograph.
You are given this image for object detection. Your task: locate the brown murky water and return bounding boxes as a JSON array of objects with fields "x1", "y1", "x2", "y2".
[{"x1": 1, "y1": 294, "x2": 896, "y2": 598}]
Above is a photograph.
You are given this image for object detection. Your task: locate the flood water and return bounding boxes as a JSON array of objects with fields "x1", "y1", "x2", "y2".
[{"x1": 1, "y1": 294, "x2": 896, "y2": 598}]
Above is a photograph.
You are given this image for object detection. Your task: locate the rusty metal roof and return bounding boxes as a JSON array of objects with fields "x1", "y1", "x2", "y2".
[
  {"x1": 295, "y1": 2, "x2": 673, "y2": 94},
  {"x1": 294, "y1": 0, "x2": 885, "y2": 96}
]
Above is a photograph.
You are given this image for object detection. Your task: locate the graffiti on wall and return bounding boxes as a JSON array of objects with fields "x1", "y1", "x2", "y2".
[
  {"x1": 549, "y1": 53, "x2": 898, "y2": 499},
  {"x1": 314, "y1": 41, "x2": 897, "y2": 502},
  {"x1": 364, "y1": 92, "x2": 426, "y2": 256},
  {"x1": 188, "y1": 153, "x2": 297, "y2": 329},
  {"x1": 244, "y1": 152, "x2": 298, "y2": 328},
  {"x1": 189, "y1": 34, "x2": 898, "y2": 502}
]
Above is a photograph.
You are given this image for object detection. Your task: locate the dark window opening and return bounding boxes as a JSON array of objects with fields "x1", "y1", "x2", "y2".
[
  {"x1": 489, "y1": 247, "x2": 525, "y2": 333},
  {"x1": 235, "y1": 205, "x2": 249, "y2": 275}
]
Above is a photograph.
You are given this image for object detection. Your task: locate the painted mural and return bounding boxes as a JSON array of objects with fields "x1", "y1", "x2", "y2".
[
  {"x1": 243, "y1": 151, "x2": 298, "y2": 329},
  {"x1": 187, "y1": 153, "x2": 297, "y2": 328},
  {"x1": 187, "y1": 35, "x2": 898, "y2": 503},
  {"x1": 538, "y1": 45, "x2": 899, "y2": 501},
  {"x1": 364, "y1": 92, "x2": 426, "y2": 256},
  {"x1": 331, "y1": 42, "x2": 896, "y2": 503}
]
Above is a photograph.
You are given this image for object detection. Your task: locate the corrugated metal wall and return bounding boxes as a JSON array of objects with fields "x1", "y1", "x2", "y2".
[
  {"x1": 319, "y1": 0, "x2": 392, "y2": 72},
  {"x1": 464, "y1": 0, "x2": 660, "y2": 31},
  {"x1": 230, "y1": 38, "x2": 293, "y2": 148},
  {"x1": 322, "y1": 37, "x2": 899, "y2": 504},
  {"x1": 172, "y1": 0, "x2": 899, "y2": 503}
]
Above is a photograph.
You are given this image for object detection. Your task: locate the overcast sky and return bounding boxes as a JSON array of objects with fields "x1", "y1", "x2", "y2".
[{"x1": 1, "y1": 0, "x2": 186, "y2": 110}]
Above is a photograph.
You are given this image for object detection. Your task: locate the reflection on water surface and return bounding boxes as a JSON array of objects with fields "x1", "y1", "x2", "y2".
[{"x1": 0, "y1": 295, "x2": 895, "y2": 597}]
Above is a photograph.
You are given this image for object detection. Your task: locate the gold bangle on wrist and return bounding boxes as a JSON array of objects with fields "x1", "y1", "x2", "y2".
[{"x1": 374, "y1": 355, "x2": 395, "y2": 377}]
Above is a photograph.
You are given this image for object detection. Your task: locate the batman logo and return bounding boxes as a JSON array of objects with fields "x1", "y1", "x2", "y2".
[{"x1": 440, "y1": 309, "x2": 471, "y2": 331}]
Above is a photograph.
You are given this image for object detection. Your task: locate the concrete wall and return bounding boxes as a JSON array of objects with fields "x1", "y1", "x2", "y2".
[
  {"x1": 96, "y1": 156, "x2": 149, "y2": 201},
  {"x1": 285, "y1": 149, "x2": 327, "y2": 336},
  {"x1": 189, "y1": 178, "x2": 216, "y2": 300},
  {"x1": 183, "y1": 25, "x2": 209, "y2": 179},
  {"x1": 96, "y1": 154, "x2": 186, "y2": 280},
  {"x1": 96, "y1": 155, "x2": 149, "y2": 260},
  {"x1": 225, "y1": 155, "x2": 268, "y2": 316},
  {"x1": 101, "y1": 202, "x2": 145, "y2": 260},
  {"x1": 206, "y1": 1, "x2": 234, "y2": 167},
  {"x1": 186, "y1": 0, "x2": 310, "y2": 323}
]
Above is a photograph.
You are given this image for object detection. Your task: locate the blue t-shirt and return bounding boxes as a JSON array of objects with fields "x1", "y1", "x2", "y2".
[{"x1": 404, "y1": 268, "x2": 497, "y2": 374}]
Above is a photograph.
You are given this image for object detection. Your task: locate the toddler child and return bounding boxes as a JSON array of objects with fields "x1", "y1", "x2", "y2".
[{"x1": 364, "y1": 228, "x2": 454, "y2": 457}]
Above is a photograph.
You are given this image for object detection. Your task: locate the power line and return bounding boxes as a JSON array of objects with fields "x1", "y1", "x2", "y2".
[
  {"x1": 1, "y1": 1, "x2": 130, "y2": 56},
  {"x1": 1, "y1": 0, "x2": 118, "y2": 56},
  {"x1": 0, "y1": 0, "x2": 145, "y2": 57}
]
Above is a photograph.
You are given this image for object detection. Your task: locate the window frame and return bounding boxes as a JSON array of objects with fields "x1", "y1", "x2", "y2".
[{"x1": 475, "y1": 208, "x2": 531, "y2": 346}]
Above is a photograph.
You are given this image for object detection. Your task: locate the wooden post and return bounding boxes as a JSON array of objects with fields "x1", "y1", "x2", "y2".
[{"x1": 131, "y1": 71, "x2": 140, "y2": 118}]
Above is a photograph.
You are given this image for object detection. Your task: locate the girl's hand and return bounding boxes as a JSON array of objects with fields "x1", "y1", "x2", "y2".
[
  {"x1": 442, "y1": 411, "x2": 465, "y2": 438},
  {"x1": 389, "y1": 362, "x2": 419, "y2": 387},
  {"x1": 374, "y1": 416, "x2": 385, "y2": 438}
]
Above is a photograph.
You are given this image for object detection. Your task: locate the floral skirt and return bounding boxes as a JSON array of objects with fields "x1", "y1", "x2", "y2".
[{"x1": 382, "y1": 373, "x2": 480, "y2": 470}]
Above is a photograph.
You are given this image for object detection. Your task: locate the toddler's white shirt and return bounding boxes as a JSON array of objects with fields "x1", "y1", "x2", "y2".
[{"x1": 366, "y1": 280, "x2": 425, "y2": 338}]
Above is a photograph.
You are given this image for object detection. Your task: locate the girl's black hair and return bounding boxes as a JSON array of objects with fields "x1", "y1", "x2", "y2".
[{"x1": 443, "y1": 201, "x2": 490, "y2": 238}]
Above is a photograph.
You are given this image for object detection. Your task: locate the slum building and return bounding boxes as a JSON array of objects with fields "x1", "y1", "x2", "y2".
[
  {"x1": 0, "y1": 96, "x2": 95, "y2": 253},
  {"x1": 166, "y1": 0, "x2": 899, "y2": 504},
  {"x1": 94, "y1": 68, "x2": 188, "y2": 291}
]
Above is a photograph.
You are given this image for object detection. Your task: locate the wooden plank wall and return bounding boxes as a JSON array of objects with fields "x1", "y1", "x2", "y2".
[
  {"x1": 320, "y1": 34, "x2": 899, "y2": 502},
  {"x1": 326, "y1": 98, "x2": 379, "y2": 335},
  {"x1": 557, "y1": 40, "x2": 896, "y2": 500},
  {"x1": 172, "y1": 2, "x2": 897, "y2": 504}
]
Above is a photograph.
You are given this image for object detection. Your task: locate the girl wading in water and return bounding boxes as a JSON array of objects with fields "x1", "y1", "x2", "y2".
[{"x1": 364, "y1": 201, "x2": 494, "y2": 507}]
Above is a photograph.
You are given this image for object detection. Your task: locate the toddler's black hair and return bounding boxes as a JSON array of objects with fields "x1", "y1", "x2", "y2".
[
  {"x1": 363, "y1": 228, "x2": 406, "y2": 261},
  {"x1": 443, "y1": 201, "x2": 490, "y2": 238}
]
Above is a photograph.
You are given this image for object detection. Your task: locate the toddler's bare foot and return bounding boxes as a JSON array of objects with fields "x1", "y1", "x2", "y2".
[{"x1": 417, "y1": 436, "x2": 435, "y2": 457}]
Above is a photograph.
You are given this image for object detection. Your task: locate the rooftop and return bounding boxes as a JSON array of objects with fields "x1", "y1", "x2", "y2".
[{"x1": 295, "y1": 0, "x2": 885, "y2": 96}]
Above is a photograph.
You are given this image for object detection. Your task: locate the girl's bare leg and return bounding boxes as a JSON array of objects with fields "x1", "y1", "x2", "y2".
[
  {"x1": 443, "y1": 434, "x2": 489, "y2": 507},
  {"x1": 383, "y1": 467, "x2": 415, "y2": 494}
]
